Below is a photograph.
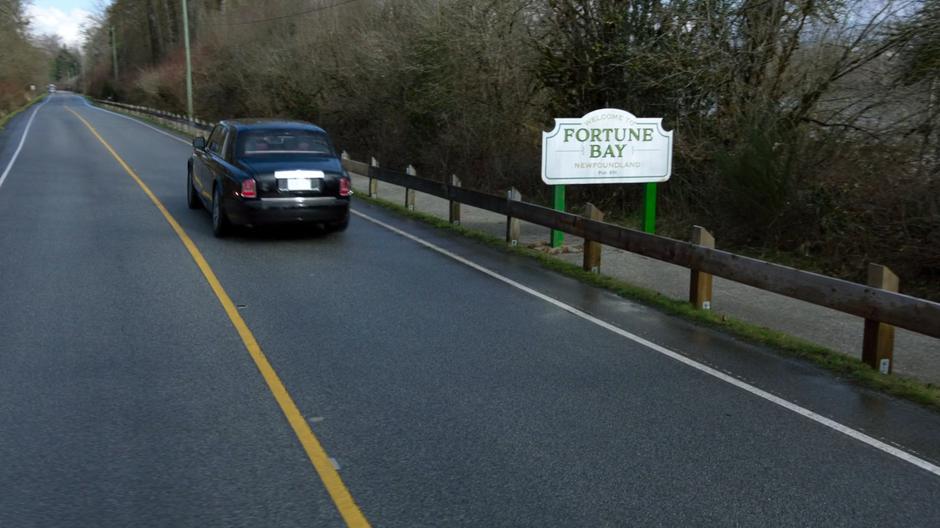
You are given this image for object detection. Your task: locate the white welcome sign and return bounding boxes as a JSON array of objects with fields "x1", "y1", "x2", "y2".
[{"x1": 542, "y1": 109, "x2": 673, "y2": 185}]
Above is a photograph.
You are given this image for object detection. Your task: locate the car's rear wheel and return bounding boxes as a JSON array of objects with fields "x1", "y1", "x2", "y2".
[
  {"x1": 211, "y1": 185, "x2": 230, "y2": 238},
  {"x1": 187, "y1": 169, "x2": 200, "y2": 210}
]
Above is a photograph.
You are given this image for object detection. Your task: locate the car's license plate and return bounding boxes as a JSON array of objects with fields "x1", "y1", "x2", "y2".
[{"x1": 287, "y1": 178, "x2": 313, "y2": 191}]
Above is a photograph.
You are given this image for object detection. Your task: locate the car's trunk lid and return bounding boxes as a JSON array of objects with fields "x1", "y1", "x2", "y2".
[{"x1": 239, "y1": 157, "x2": 344, "y2": 198}]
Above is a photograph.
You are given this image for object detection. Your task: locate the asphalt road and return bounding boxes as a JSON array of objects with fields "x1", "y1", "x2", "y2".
[{"x1": 1, "y1": 93, "x2": 939, "y2": 527}]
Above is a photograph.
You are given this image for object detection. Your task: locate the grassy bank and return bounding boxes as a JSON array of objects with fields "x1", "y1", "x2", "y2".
[{"x1": 0, "y1": 93, "x2": 47, "y2": 130}]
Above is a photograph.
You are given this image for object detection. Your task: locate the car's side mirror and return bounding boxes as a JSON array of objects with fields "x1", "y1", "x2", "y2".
[{"x1": 193, "y1": 136, "x2": 206, "y2": 150}]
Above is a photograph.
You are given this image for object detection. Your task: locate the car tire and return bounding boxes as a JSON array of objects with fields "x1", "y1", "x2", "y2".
[
  {"x1": 211, "y1": 185, "x2": 230, "y2": 238},
  {"x1": 187, "y1": 170, "x2": 201, "y2": 210}
]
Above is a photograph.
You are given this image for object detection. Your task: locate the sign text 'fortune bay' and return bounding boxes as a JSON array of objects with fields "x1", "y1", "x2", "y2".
[{"x1": 563, "y1": 127, "x2": 655, "y2": 159}]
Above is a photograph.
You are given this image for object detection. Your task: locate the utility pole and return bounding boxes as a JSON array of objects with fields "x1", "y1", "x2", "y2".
[
  {"x1": 181, "y1": 0, "x2": 194, "y2": 121},
  {"x1": 110, "y1": 25, "x2": 118, "y2": 81}
]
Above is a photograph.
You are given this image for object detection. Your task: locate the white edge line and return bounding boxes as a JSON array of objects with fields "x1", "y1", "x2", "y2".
[
  {"x1": 350, "y1": 208, "x2": 940, "y2": 478},
  {"x1": 0, "y1": 96, "x2": 50, "y2": 190},
  {"x1": 82, "y1": 97, "x2": 192, "y2": 146}
]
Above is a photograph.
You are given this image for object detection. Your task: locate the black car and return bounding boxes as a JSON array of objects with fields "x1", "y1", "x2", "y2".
[{"x1": 187, "y1": 119, "x2": 351, "y2": 237}]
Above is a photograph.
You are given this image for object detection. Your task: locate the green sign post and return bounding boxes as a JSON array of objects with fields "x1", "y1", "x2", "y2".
[
  {"x1": 642, "y1": 182, "x2": 657, "y2": 233},
  {"x1": 551, "y1": 184, "x2": 566, "y2": 247}
]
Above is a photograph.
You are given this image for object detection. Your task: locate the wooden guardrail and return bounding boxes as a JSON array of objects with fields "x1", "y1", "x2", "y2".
[
  {"x1": 350, "y1": 162, "x2": 940, "y2": 350},
  {"x1": 90, "y1": 99, "x2": 940, "y2": 371}
]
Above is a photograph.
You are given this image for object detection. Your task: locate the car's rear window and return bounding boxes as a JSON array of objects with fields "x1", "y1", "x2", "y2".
[{"x1": 237, "y1": 129, "x2": 334, "y2": 157}]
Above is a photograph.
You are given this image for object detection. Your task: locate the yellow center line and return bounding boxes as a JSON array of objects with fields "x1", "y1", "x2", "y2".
[{"x1": 66, "y1": 107, "x2": 370, "y2": 528}]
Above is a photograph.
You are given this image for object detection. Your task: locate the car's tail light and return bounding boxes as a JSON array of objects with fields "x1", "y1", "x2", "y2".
[
  {"x1": 339, "y1": 178, "x2": 351, "y2": 197},
  {"x1": 240, "y1": 178, "x2": 257, "y2": 198}
]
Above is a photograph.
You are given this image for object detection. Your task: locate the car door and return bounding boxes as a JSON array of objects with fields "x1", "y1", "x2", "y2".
[
  {"x1": 194, "y1": 125, "x2": 223, "y2": 201},
  {"x1": 205, "y1": 126, "x2": 233, "y2": 203}
]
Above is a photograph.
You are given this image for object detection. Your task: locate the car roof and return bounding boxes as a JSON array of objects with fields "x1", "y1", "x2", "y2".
[{"x1": 221, "y1": 119, "x2": 327, "y2": 134}]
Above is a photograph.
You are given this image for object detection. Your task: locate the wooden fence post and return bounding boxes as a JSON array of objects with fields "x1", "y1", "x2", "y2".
[
  {"x1": 863, "y1": 263, "x2": 899, "y2": 374},
  {"x1": 405, "y1": 165, "x2": 417, "y2": 210},
  {"x1": 689, "y1": 225, "x2": 715, "y2": 310},
  {"x1": 369, "y1": 157, "x2": 379, "y2": 197},
  {"x1": 582, "y1": 203, "x2": 604, "y2": 273},
  {"x1": 449, "y1": 174, "x2": 461, "y2": 225},
  {"x1": 506, "y1": 187, "x2": 521, "y2": 246}
]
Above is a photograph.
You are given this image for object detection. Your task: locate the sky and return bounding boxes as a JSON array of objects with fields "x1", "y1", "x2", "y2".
[{"x1": 26, "y1": 0, "x2": 104, "y2": 48}]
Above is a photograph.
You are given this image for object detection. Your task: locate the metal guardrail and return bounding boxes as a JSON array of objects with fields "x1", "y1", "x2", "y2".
[
  {"x1": 355, "y1": 163, "x2": 940, "y2": 342},
  {"x1": 95, "y1": 99, "x2": 214, "y2": 132}
]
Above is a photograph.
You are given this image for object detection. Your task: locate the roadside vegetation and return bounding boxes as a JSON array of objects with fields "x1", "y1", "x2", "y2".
[
  {"x1": 0, "y1": 0, "x2": 47, "y2": 118},
  {"x1": 0, "y1": 0, "x2": 83, "y2": 123},
  {"x1": 80, "y1": 0, "x2": 940, "y2": 300}
]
